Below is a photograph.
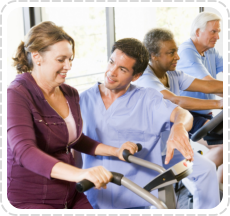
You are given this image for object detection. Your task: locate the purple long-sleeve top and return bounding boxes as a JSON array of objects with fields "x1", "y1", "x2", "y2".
[{"x1": 7, "y1": 72, "x2": 100, "y2": 206}]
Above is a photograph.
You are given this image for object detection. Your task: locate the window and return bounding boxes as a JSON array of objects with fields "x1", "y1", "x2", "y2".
[
  {"x1": 8, "y1": 7, "x2": 201, "y2": 92},
  {"x1": 41, "y1": 7, "x2": 108, "y2": 92},
  {"x1": 115, "y1": 7, "x2": 199, "y2": 46},
  {"x1": 42, "y1": 7, "x2": 199, "y2": 92},
  {"x1": 7, "y1": 7, "x2": 25, "y2": 86}
]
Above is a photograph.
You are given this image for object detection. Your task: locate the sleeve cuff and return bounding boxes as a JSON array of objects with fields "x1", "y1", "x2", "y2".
[{"x1": 72, "y1": 133, "x2": 100, "y2": 155}]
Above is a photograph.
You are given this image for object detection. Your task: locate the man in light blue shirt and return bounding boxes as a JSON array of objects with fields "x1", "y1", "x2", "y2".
[
  {"x1": 177, "y1": 12, "x2": 223, "y2": 115},
  {"x1": 79, "y1": 38, "x2": 219, "y2": 209},
  {"x1": 177, "y1": 12, "x2": 223, "y2": 184},
  {"x1": 134, "y1": 28, "x2": 222, "y2": 209}
]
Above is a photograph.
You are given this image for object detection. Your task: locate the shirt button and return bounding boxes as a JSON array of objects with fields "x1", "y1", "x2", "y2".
[
  {"x1": 39, "y1": 120, "x2": 42, "y2": 122},
  {"x1": 53, "y1": 123, "x2": 56, "y2": 125}
]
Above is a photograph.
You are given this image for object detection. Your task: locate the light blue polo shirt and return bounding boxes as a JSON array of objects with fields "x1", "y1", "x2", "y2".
[{"x1": 177, "y1": 38, "x2": 223, "y2": 114}]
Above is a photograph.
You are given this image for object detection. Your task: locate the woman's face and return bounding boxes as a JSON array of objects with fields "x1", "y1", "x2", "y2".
[
  {"x1": 154, "y1": 40, "x2": 180, "y2": 72},
  {"x1": 35, "y1": 40, "x2": 73, "y2": 88}
]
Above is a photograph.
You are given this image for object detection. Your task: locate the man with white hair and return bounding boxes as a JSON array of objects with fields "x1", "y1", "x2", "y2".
[
  {"x1": 177, "y1": 12, "x2": 223, "y2": 113},
  {"x1": 177, "y1": 12, "x2": 223, "y2": 182}
]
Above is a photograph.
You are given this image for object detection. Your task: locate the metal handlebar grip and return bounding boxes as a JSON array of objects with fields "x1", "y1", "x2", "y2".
[
  {"x1": 137, "y1": 143, "x2": 142, "y2": 152},
  {"x1": 76, "y1": 179, "x2": 94, "y2": 193}
]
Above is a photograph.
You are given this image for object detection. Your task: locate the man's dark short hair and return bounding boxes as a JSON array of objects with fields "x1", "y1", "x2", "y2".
[{"x1": 111, "y1": 38, "x2": 149, "y2": 76}]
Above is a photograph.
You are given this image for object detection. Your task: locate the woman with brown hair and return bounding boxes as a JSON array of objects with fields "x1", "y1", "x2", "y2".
[{"x1": 7, "y1": 21, "x2": 137, "y2": 209}]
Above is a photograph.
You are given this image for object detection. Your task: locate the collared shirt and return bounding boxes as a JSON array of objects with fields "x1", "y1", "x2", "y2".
[
  {"x1": 177, "y1": 38, "x2": 223, "y2": 114},
  {"x1": 7, "y1": 73, "x2": 99, "y2": 206},
  {"x1": 79, "y1": 83, "x2": 177, "y2": 209}
]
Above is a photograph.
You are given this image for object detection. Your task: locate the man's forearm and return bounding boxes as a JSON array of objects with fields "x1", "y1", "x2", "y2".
[
  {"x1": 170, "y1": 106, "x2": 193, "y2": 132},
  {"x1": 186, "y1": 78, "x2": 223, "y2": 94},
  {"x1": 206, "y1": 80, "x2": 223, "y2": 94},
  {"x1": 166, "y1": 106, "x2": 194, "y2": 164}
]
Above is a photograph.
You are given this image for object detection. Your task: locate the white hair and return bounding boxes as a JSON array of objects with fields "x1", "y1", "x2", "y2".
[{"x1": 190, "y1": 12, "x2": 221, "y2": 37}]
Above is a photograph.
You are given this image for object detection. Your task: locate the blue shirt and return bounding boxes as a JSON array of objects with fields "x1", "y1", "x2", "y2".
[
  {"x1": 79, "y1": 83, "x2": 177, "y2": 209},
  {"x1": 177, "y1": 38, "x2": 223, "y2": 114},
  {"x1": 134, "y1": 65, "x2": 195, "y2": 155},
  {"x1": 133, "y1": 65, "x2": 195, "y2": 95}
]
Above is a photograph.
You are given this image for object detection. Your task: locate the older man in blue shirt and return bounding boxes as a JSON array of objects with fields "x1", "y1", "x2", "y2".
[
  {"x1": 177, "y1": 12, "x2": 223, "y2": 184},
  {"x1": 177, "y1": 12, "x2": 223, "y2": 116}
]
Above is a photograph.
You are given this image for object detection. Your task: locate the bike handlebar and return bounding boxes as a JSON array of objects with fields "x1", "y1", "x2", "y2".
[{"x1": 76, "y1": 143, "x2": 142, "y2": 192}]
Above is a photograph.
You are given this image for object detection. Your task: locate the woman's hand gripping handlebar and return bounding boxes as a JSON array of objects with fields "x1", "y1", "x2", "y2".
[{"x1": 76, "y1": 143, "x2": 142, "y2": 193}]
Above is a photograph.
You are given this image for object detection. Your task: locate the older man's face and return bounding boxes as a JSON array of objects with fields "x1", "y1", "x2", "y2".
[{"x1": 198, "y1": 20, "x2": 221, "y2": 50}]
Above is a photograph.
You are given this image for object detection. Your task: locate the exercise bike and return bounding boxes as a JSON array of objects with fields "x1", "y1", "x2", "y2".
[
  {"x1": 191, "y1": 110, "x2": 222, "y2": 143},
  {"x1": 76, "y1": 144, "x2": 193, "y2": 209},
  {"x1": 187, "y1": 110, "x2": 223, "y2": 208}
]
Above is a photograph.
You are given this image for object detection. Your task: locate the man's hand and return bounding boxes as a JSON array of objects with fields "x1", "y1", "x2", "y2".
[
  {"x1": 116, "y1": 141, "x2": 138, "y2": 161},
  {"x1": 165, "y1": 123, "x2": 194, "y2": 164}
]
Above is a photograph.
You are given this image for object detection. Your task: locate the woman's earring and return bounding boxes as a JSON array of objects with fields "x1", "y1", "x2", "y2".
[{"x1": 37, "y1": 62, "x2": 40, "y2": 66}]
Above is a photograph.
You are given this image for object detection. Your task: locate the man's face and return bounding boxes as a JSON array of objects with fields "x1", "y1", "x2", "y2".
[
  {"x1": 197, "y1": 20, "x2": 221, "y2": 50},
  {"x1": 104, "y1": 49, "x2": 140, "y2": 92}
]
